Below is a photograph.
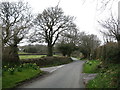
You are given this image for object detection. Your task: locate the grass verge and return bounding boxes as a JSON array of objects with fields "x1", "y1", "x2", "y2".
[
  {"x1": 2, "y1": 63, "x2": 43, "y2": 88},
  {"x1": 83, "y1": 60, "x2": 101, "y2": 73},
  {"x1": 86, "y1": 64, "x2": 120, "y2": 88}
]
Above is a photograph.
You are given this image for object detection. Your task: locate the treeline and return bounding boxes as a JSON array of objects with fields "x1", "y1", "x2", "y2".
[
  {"x1": 56, "y1": 32, "x2": 101, "y2": 58},
  {"x1": 19, "y1": 31, "x2": 101, "y2": 59},
  {"x1": 1, "y1": 1, "x2": 119, "y2": 65},
  {"x1": 19, "y1": 45, "x2": 47, "y2": 54}
]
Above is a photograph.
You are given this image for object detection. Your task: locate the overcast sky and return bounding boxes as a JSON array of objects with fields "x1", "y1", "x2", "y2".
[
  {"x1": 3, "y1": 0, "x2": 119, "y2": 45},
  {"x1": 25, "y1": 0, "x2": 99, "y2": 34}
]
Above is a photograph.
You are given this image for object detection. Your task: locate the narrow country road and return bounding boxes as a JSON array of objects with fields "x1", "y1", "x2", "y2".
[{"x1": 18, "y1": 60, "x2": 85, "y2": 88}]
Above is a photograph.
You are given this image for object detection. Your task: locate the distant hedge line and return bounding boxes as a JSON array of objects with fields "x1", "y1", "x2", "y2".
[{"x1": 20, "y1": 56, "x2": 73, "y2": 67}]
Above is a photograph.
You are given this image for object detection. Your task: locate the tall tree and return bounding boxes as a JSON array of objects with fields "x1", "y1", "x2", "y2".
[
  {"x1": 30, "y1": 6, "x2": 76, "y2": 56},
  {"x1": 98, "y1": 13, "x2": 120, "y2": 47},
  {"x1": 0, "y1": 1, "x2": 32, "y2": 64}
]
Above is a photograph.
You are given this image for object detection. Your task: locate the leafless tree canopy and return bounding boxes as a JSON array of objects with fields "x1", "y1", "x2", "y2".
[
  {"x1": 58, "y1": 23, "x2": 78, "y2": 45},
  {"x1": 0, "y1": 1, "x2": 33, "y2": 63},
  {"x1": 30, "y1": 6, "x2": 76, "y2": 56},
  {"x1": 98, "y1": 13, "x2": 120, "y2": 46},
  {"x1": 82, "y1": 0, "x2": 116, "y2": 11},
  {"x1": 0, "y1": 1, "x2": 32, "y2": 47}
]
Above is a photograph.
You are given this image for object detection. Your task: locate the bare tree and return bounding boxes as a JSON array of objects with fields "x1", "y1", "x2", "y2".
[
  {"x1": 57, "y1": 23, "x2": 79, "y2": 45},
  {"x1": 98, "y1": 13, "x2": 120, "y2": 47},
  {"x1": 0, "y1": 1, "x2": 32, "y2": 63},
  {"x1": 30, "y1": 6, "x2": 76, "y2": 56},
  {"x1": 82, "y1": 0, "x2": 116, "y2": 11}
]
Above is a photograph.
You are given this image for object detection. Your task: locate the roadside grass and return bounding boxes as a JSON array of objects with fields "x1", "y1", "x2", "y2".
[
  {"x1": 87, "y1": 64, "x2": 120, "y2": 88},
  {"x1": 83, "y1": 60, "x2": 101, "y2": 73},
  {"x1": 19, "y1": 55, "x2": 46, "y2": 59},
  {"x1": 2, "y1": 63, "x2": 43, "y2": 88},
  {"x1": 79, "y1": 58, "x2": 88, "y2": 61}
]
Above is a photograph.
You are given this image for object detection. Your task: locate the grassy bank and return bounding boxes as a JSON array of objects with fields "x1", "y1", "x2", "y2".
[
  {"x1": 2, "y1": 63, "x2": 43, "y2": 88},
  {"x1": 83, "y1": 60, "x2": 120, "y2": 88},
  {"x1": 86, "y1": 64, "x2": 120, "y2": 88},
  {"x1": 83, "y1": 60, "x2": 101, "y2": 73}
]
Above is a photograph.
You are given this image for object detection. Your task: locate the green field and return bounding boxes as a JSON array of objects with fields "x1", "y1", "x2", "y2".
[
  {"x1": 19, "y1": 55, "x2": 46, "y2": 59},
  {"x1": 19, "y1": 55, "x2": 59, "y2": 59},
  {"x1": 18, "y1": 52, "x2": 30, "y2": 54}
]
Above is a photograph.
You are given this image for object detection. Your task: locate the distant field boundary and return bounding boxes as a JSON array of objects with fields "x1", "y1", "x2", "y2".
[{"x1": 19, "y1": 54, "x2": 47, "y2": 55}]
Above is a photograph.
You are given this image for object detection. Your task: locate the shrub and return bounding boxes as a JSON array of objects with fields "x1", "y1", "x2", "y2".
[
  {"x1": 104, "y1": 42, "x2": 120, "y2": 63},
  {"x1": 57, "y1": 43, "x2": 77, "y2": 56},
  {"x1": 93, "y1": 42, "x2": 120, "y2": 64}
]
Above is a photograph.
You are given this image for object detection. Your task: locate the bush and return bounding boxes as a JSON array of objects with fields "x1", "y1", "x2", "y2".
[
  {"x1": 104, "y1": 42, "x2": 120, "y2": 63},
  {"x1": 106, "y1": 47, "x2": 120, "y2": 63},
  {"x1": 93, "y1": 42, "x2": 120, "y2": 64},
  {"x1": 57, "y1": 43, "x2": 77, "y2": 56}
]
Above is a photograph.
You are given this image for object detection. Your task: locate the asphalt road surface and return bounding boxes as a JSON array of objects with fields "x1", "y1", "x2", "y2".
[{"x1": 18, "y1": 60, "x2": 85, "y2": 88}]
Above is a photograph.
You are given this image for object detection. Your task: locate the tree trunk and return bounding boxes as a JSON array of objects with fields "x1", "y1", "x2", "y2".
[
  {"x1": 63, "y1": 53, "x2": 66, "y2": 56},
  {"x1": 87, "y1": 53, "x2": 90, "y2": 60},
  {"x1": 82, "y1": 52, "x2": 87, "y2": 59},
  {"x1": 67, "y1": 53, "x2": 71, "y2": 57},
  {"x1": 3, "y1": 45, "x2": 20, "y2": 65},
  {"x1": 118, "y1": 40, "x2": 120, "y2": 48},
  {"x1": 47, "y1": 45, "x2": 53, "y2": 56}
]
